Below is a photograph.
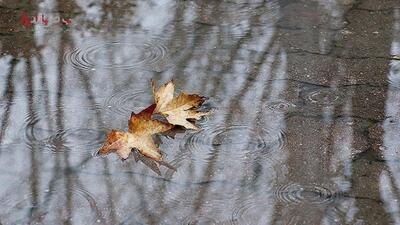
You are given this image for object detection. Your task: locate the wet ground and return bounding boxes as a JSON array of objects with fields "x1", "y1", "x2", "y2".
[{"x1": 0, "y1": 0, "x2": 399, "y2": 224}]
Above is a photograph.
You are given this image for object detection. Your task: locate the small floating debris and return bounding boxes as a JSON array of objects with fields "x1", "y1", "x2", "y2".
[{"x1": 392, "y1": 55, "x2": 400, "y2": 60}]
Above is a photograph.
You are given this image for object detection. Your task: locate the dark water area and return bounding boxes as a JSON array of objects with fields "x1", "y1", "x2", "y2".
[{"x1": 0, "y1": 0, "x2": 399, "y2": 224}]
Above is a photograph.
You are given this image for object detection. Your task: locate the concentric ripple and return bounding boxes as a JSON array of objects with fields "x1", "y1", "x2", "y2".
[
  {"x1": 103, "y1": 89, "x2": 153, "y2": 117},
  {"x1": 64, "y1": 38, "x2": 169, "y2": 72},
  {"x1": 231, "y1": 195, "x2": 275, "y2": 225},
  {"x1": 47, "y1": 128, "x2": 105, "y2": 152},
  {"x1": 304, "y1": 89, "x2": 343, "y2": 106},
  {"x1": 181, "y1": 124, "x2": 284, "y2": 164},
  {"x1": 174, "y1": 124, "x2": 285, "y2": 183},
  {"x1": 23, "y1": 104, "x2": 106, "y2": 154},
  {"x1": 183, "y1": 215, "x2": 219, "y2": 225},
  {"x1": 0, "y1": 183, "x2": 102, "y2": 224},
  {"x1": 274, "y1": 183, "x2": 339, "y2": 205},
  {"x1": 263, "y1": 100, "x2": 296, "y2": 114}
]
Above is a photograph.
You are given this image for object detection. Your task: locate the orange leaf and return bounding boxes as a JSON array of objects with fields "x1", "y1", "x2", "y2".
[
  {"x1": 152, "y1": 80, "x2": 209, "y2": 130},
  {"x1": 98, "y1": 105, "x2": 173, "y2": 161}
]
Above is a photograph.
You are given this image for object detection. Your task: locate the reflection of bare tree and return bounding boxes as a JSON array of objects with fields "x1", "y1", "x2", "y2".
[
  {"x1": 0, "y1": 0, "x2": 398, "y2": 224},
  {"x1": 380, "y1": 8, "x2": 400, "y2": 225},
  {"x1": 0, "y1": 0, "x2": 110, "y2": 223},
  {"x1": 26, "y1": 58, "x2": 41, "y2": 223},
  {"x1": 0, "y1": 4, "x2": 47, "y2": 224},
  {"x1": 0, "y1": 58, "x2": 16, "y2": 147},
  {"x1": 162, "y1": 1, "x2": 283, "y2": 221}
]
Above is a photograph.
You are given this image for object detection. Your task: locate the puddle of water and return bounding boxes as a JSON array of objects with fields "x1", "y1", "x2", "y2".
[
  {"x1": 274, "y1": 183, "x2": 340, "y2": 205},
  {"x1": 22, "y1": 102, "x2": 106, "y2": 155},
  {"x1": 103, "y1": 89, "x2": 153, "y2": 117},
  {"x1": 0, "y1": 0, "x2": 399, "y2": 224},
  {"x1": 64, "y1": 37, "x2": 170, "y2": 72}
]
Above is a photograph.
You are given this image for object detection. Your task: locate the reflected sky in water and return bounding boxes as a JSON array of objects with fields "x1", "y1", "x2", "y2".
[{"x1": 0, "y1": 0, "x2": 399, "y2": 224}]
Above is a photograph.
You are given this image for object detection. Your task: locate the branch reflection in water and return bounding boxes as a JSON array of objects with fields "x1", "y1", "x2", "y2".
[{"x1": 0, "y1": 0, "x2": 398, "y2": 224}]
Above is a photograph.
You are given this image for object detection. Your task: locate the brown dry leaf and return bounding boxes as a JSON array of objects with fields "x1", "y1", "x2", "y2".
[
  {"x1": 152, "y1": 80, "x2": 209, "y2": 130},
  {"x1": 97, "y1": 104, "x2": 173, "y2": 161}
]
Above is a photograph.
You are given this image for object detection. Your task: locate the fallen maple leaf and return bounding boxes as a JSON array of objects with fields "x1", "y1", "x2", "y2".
[
  {"x1": 97, "y1": 104, "x2": 173, "y2": 161},
  {"x1": 152, "y1": 80, "x2": 209, "y2": 130},
  {"x1": 97, "y1": 80, "x2": 211, "y2": 175}
]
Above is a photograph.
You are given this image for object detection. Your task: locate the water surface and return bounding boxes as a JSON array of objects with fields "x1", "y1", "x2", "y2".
[{"x1": 0, "y1": 0, "x2": 399, "y2": 224}]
